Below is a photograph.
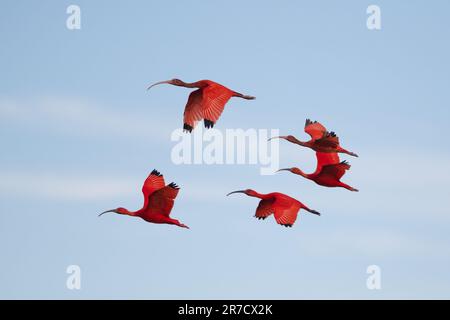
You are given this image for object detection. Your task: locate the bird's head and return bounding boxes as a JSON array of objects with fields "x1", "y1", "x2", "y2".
[
  {"x1": 226, "y1": 189, "x2": 257, "y2": 197},
  {"x1": 98, "y1": 207, "x2": 128, "y2": 217},
  {"x1": 147, "y1": 78, "x2": 185, "y2": 90}
]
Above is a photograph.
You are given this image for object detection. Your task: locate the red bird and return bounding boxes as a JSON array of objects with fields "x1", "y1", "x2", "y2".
[
  {"x1": 227, "y1": 189, "x2": 320, "y2": 227},
  {"x1": 99, "y1": 170, "x2": 189, "y2": 229},
  {"x1": 147, "y1": 79, "x2": 255, "y2": 132},
  {"x1": 270, "y1": 119, "x2": 358, "y2": 157},
  {"x1": 277, "y1": 152, "x2": 359, "y2": 192}
]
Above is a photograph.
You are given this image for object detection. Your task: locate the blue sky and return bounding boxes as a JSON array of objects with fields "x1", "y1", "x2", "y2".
[{"x1": 1, "y1": 0, "x2": 450, "y2": 299}]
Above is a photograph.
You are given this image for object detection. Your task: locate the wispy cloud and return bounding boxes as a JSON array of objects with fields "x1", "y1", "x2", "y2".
[
  {"x1": 0, "y1": 171, "x2": 139, "y2": 201},
  {"x1": 0, "y1": 97, "x2": 172, "y2": 140},
  {"x1": 0, "y1": 170, "x2": 229, "y2": 202},
  {"x1": 296, "y1": 227, "x2": 448, "y2": 259}
]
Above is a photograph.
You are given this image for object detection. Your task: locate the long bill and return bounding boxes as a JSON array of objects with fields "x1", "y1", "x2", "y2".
[
  {"x1": 147, "y1": 80, "x2": 171, "y2": 90},
  {"x1": 276, "y1": 168, "x2": 290, "y2": 172},
  {"x1": 268, "y1": 136, "x2": 287, "y2": 142},
  {"x1": 98, "y1": 209, "x2": 116, "y2": 217},
  {"x1": 226, "y1": 190, "x2": 246, "y2": 196}
]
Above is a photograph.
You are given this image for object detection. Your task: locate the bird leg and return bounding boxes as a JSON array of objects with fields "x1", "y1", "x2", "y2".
[
  {"x1": 340, "y1": 183, "x2": 359, "y2": 192},
  {"x1": 170, "y1": 219, "x2": 190, "y2": 229},
  {"x1": 303, "y1": 207, "x2": 321, "y2": 216},
  {"x1": 339, "y1": 147, "x2": 359, "y2": 157},
  {"x1": 232, "y1": 91, "x2": 255, "y2": 100}
]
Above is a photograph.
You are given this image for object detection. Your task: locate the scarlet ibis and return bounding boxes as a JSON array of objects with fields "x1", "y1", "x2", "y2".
[
  {"x1": 227, "y1": 189, "x2": 320, "y2": 227},
  {"x1": 99, "y1": 170, "x2": 189, "y2": 229},
  {"x1": 269, "y1": 119, "x2": 358, "y2": 157},
  {"x1": 147, "y1": 79, "x2": 255, "y2": 132},
  {"x1": 277, "y1": 152, "x2": 359, "y2": 192}
]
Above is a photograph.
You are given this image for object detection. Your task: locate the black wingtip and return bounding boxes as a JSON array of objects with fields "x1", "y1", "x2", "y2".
[
  {"x1": 183, "y1": 123, "x2": 193, "y2": 133},
  {"x1": 151, "y1": 169, "x2": 162, "y2": 177},
  {"x1": 305, "y1": 119, "x2": 317, "y2": 127},
  {"x1": 204, "y1": 119, "x2": 215, "y2": 129},
  {"x1": 255, "y1": 216, "x2": 267, "y2": 220},
  {"x1": 168, "y1": 182, "x2": 180, "y2": 190}
]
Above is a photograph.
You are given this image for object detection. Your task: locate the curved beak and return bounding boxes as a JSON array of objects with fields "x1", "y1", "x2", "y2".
[
  {"x1": 276, "y1": 168, "x2": 290, "y2": 173},
  {"x1": 226, "y1": 190, "x2": 246, "y2": 196},
  {"x1": 98, "y1": 209, "x2": 117, "y2": 217},
  {"x1": 147, "y1": 80, "x2": 171, "y2": 90},
  {"x1": 268, "y1": 136, "x2": 286, "y2": 142}
]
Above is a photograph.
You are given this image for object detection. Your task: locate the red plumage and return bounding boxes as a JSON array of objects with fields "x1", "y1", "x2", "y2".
[
  {"x1": 227, "y1": 189, "x2": 320, "y2": 227},
  {"x1": 148, "y1": 78, "x2": 255, "y2": 132},
  {"x1": 278, "y1": 152, "x2": 358, "y2": 192},
  {"x1": 99, "y1": 170, "x2": 189, "y2": 229},
  {"x1": 270, "y1": 119, "x2": 358, "y2": 157}
]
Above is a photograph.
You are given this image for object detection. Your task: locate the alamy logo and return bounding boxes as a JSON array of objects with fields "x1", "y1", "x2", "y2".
[
  {"x1": 66, "y1": 5, "x2": 81, "y2": 30},
  {"x1": 171, "y1": 127, "x2": 280, "y2": 175},
  {"x1": 366, "y1": 5, "x2": 381, "y2": 30},
  {"x1": 66, "y1": 265, "x2": 81, "y2": 290},
  {"x1": 366, "y1": 265, "x2": 381, "y2": 290}
]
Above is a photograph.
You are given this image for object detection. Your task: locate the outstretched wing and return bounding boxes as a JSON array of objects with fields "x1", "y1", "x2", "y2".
[
  {"x1": 201, "y1": 84, "x2": 233, "y2": 128},
  {"x1": 313, "y1": 152, "x2": 340, "y2": 174},
  {"x1": 142, "y1": 170, "x2": 166, "y2": 209},
  {"x1": 304, "y1": 119, "x2": 327, "y2": 141},
  {"x1": 183, "y1": 89, "x2": 204, "y2": 132},
  {"x1": 314, "y1": 131, "x2": 340, "y2": 149},
  {"x1": 147, "y1": 182, "x2": 180, "y2": 216},
  {"x1": 273, "y1": 200, "x2": 301, "y2": 227},
  {"x1": 255, "y1": 199, "x2": 275, "y2": 220},
  {"x1": 319, "y1": 160, "x2": 351, "y2": 180}
]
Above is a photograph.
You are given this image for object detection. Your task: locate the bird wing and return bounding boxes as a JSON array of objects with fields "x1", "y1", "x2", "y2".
[
  {"x1": 313, "y1": 152, "x2": 340, "y2": 174},
  {"x1": 255, "y1": 199, "x2": 275, "y2": 220},
  {"x1": 147, "y1": 182, "x2": 180, "y2": 217},
  {"x1": 304, "y1": 119, "x2": 327, "y2": 141},
  {"x1": 319, "y1": 161, "x2": 351, "y2": 180},
  {"x1": 142, "y1": 170, "x2": 166, "y2": 208},
  {"x1": 273, "y1": 199, "x2": 301, "y2": 227},
  {"x1": 316, "y1": 151, "x2": 340, "y2": 166},
  {"x1": 201, "y1": 84, "x2": 233, "y2": 125},
  {"x1": 183, "y1": 89, "x2": 204, "y2": 131},
  {"x1": 314, "y1": 131, "x2": 340, "y2": 149}
]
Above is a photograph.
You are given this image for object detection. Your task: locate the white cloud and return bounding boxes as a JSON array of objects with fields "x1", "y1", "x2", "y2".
[
  {"x1": 0, "y1": 170, "x2": 229, "y2": 202},
  {"x1": 296, "y1": 227, "x2": 446, "y2": 259},
  {"x1": 0, "y1": 97, "x2": 172, "y2": 140},
  {"x1": 0, "y1": 171, "x2": 139, "y2": 201}
]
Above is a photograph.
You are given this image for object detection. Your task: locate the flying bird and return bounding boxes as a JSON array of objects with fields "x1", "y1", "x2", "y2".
[
  {"x1": 147, "y1": 79, "x2": 255, "y2": 132},
  {"x1": 227, "y1": 189, "x2": 320, "y2": 227},
  {"x1": 269, "y1": 119, "x2": 358, "y2": 157},
  {"x1": 99, "y1": 170, "x2": 189, "y2": 229},
  {"x1": 277, "y1": 152, "x2": 359, "y2": 192}
]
